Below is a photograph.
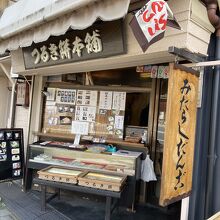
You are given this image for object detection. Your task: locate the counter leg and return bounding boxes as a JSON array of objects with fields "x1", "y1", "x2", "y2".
[
  {"x1": 41, "y1": 185, "x2": 46, "y2": 212},
  {"x1": 105, "y1": 196, "x2": 112, "y2": 220},
  {"x1": 57, "y1": 188, "x2": 61, "y2": 200}
]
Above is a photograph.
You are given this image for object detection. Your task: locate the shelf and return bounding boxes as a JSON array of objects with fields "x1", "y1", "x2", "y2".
[
  {"x1": 105, "y1": 139, "x2": 145, "y2": 149},
  {"x1": 28, "y1": 160, "x2": 134, "y2": 176},
  {"x1": 34, "y1": 132, "x2": 146, "y2": 150},
  {"x1": 33, "y1": 132, "x2": 75, "y2": 141},
  {"x1": 46, "y1": 82, "x2": 151, "y2": 93}
]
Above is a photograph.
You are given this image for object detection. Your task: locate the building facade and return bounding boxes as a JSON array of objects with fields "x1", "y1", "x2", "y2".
[{"x1": 0, "y1": 1, "x2": 217, "y2": 220}]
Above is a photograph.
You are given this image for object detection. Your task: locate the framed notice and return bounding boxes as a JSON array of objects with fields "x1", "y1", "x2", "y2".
[
  {"x1": 159, "y1": 64, "x2": 199, "y2": 206},
  {"x1": 16, "y1": 82, "x2": 29, "y2": 106},
  {"x1": 0, "y1": 128, "x2": 24, "y2": 182}
]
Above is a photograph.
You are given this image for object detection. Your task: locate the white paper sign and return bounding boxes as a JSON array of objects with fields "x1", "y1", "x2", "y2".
[
  {"x1": 71, "y1": 121, "x2": 89, "y2": 135},
  {"x1": 112, "y1": 92, "x2": 126, "y2": 111},
  {"x1": 47, "y1": 88, "x2": 56, "y2": 101},
  {"x1": 114, "y1": 115, "x2": 124, "y2": 130},
  {"x1": 16, "y1": 83, "x2": 27, "y2": 105},
  {"x1": 74, "y1": 134, "x2": 81, "y2": 145},
  {"x1": 75, "y1": 106, "x2": 96, "y2": 122},
  {"x1": 135, "y1": 0, "x2": 168, "y2": 43},
  {"x1": 56, "y1": 89, "x2": 76, "y2": 104},
  {"x1": 76, "y1": 90, "x2": 98, "y2": 106},
  {"x1": 99, "y1": 91, "x2": 113, "y2": 110}
]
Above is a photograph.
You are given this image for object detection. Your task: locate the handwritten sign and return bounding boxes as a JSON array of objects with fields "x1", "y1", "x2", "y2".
[
  {"x1": 23, "y1": 20, "x2": 125, "y2": 69},
  {"x1": 136, "y1": 0, "x2": 168, "y2": 42},
  {"x1": 160, "y1": 64, "x2": 199, "y2": 206},
  {"x1": 129, "y1": 0, "x2": 181, "y2": 52}
]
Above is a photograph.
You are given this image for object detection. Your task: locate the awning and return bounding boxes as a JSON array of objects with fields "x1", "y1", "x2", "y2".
[{"x1": 0, "y1": 0, "x2": 130, "y2": 54}]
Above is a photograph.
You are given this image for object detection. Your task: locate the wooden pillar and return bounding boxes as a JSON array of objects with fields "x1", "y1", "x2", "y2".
[{"x1": 0, "y1": 0, "x2": 8, "y2": 12}]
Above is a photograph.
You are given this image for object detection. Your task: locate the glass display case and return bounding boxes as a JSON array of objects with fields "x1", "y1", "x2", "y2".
[{"x1": 28, "y1": 143, "x2": 136, "y2": 176}]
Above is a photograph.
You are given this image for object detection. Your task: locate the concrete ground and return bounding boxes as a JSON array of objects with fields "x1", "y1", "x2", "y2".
[
  {"x1": 49, "y1": 191, "x2": 180, "y2": 220},
  {"x1": 0, "y1": 198, "x2": 17, "y2": 220},
  {"x1": 0, "y1": 181, "x2": 69, "y2": 220},
  {"x1": 0, "y1": 181, "x2": 180, "y2": 220}
]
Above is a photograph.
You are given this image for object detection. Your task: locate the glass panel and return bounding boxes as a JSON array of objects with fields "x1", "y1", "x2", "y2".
[{"x1": 29, "y1": 145, "x2": 136, "y2": 176}]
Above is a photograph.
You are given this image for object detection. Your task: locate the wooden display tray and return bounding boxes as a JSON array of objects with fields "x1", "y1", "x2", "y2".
[
  {"x1": 78, "y1": 171, "x2": 127, "y2": 192},
  {"x1": 37, "y1": 166, "x2": 84, "y2": 184}
]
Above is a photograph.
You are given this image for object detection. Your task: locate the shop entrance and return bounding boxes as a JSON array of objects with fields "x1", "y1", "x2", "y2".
[{"x1": 24, "y1": 65, "x2": 181, "y2": 219}]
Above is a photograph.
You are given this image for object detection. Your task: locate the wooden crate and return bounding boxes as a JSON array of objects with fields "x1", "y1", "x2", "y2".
[
  {"x1": 78, "y1": 171, "x2": 127, "y2": 192},
  {"x1": 37, "y1": 166, "x2": 84, "y2": 184}
]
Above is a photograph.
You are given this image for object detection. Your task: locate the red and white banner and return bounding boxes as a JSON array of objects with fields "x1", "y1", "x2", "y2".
[{"x1": 130, "y1": 0, "x2": 181, "y2": 52}]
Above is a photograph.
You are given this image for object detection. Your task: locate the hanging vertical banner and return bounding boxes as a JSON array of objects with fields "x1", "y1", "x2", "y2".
[
  {"x1": 129, "y1": 0, "x2": 181, "y2": 52},
  {"x1": 160, "y1": 64, "x2": 199, "y2": 206}
]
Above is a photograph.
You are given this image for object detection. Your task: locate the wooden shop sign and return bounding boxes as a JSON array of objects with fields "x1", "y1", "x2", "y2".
[
  {"x1": 160, "y1": 64, "x2": 199, "y2": 206},
  {"x1": 22, "y1": 20, "x2": 125, "y2": 69}
]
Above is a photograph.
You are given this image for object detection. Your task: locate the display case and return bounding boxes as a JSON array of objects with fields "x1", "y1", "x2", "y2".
[
  {"x1": 28, "y1": 143, "x2": 136, "y2": 176},
  {"x1": 25, "y1": 141, "x2": 143, "y2": 208}
]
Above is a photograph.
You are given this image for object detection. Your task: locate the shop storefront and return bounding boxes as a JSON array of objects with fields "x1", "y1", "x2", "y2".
[{"x1": 0, "y1": 0, "x2": 214, "y2": 219}]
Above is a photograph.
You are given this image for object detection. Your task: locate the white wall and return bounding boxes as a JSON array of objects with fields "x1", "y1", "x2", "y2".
[
  {"x1": 0, "y1": 74, "x2": 30, "y2": 155},
  {"x1": 0, "y1": 76, "x2": 11, "y2": 128},
  {"x1": 14, "y1": 105, "x2": 29, "y2": 155}
]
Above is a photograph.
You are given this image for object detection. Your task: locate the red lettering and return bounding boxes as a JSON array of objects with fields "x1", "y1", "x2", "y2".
[
  {"x1": 152, "y1": 1, "x2": 165, "y2": 14},
  {"x1": 159, "y1": 14, "x2": 167, "y2": 30},
  {"x1": 142, "y1": 1, "x2": 167, "y2": 37},
  {"x1": 148, "y1": 27, "x2": 155, "y2": 36},
  {"x1": 148, "y1": 19, "x2": 159, "y2": 36},
  {"x1": 143, "y1": 10, "x2": 154, "y2": 22}
]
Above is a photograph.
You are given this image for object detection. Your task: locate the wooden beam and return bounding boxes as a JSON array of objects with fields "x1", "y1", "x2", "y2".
[
  {"x1": 0, "y1": 63, "x2": 14, "y2": 85},
  {"x1": 168, "y1": 46, "x2": 206, "y2": 63},
  {"x1": 34, "y1": 132, "x2": 146, "y2": 149},
  {"x1": 46, "y1": 82, "x2": 152, "y2": 93}
]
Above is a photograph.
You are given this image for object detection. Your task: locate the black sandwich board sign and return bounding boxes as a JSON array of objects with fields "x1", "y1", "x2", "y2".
[{"x1": 0, "y1": 129, "x2": 24, "y2": 182}]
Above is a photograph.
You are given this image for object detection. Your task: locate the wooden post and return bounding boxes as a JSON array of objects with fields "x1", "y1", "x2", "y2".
[{"x1": 0, "y1": 0, "x2": 8, "y2": 12}]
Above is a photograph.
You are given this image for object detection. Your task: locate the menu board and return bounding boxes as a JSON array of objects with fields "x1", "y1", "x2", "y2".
[
  {"x1": 42, "y1": 88, "x2": 126, "y2": 139},
  {"x1": 0, "y1": 129, "x2": 24, "y2": 182}
]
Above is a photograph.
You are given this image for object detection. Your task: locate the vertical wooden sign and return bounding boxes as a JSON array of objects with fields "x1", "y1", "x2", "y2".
[
  {"x1": 0, "y1": 0, "x2": 8, "y2": 12},
  {"x1": 160, "y1": 64, "x2": 199, "y2": 206}
]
